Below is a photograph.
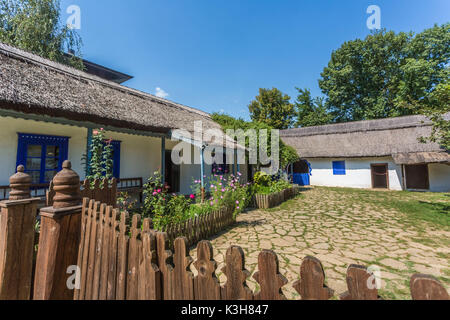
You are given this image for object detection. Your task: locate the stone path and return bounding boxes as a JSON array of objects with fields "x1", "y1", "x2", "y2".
[{"x1": 190, "y1": 187, "x2": 450, "y2": 300}]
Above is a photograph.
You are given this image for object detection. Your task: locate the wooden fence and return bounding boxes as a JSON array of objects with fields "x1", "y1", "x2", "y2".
[
  {"x1": 254, "y1": 186, "x2": 299, "y2": 209},
  {"x1": 74, "y1": 199, "x2": 449, "y2": 300},
  {"x1": 159, "y1": 206, "x2": 235, "y2": 249},
  {"x1": 47, "y1": 178, "x2": 117, "y2": 207}
]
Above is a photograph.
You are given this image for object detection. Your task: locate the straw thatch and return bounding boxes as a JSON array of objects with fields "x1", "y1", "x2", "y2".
[
  {"x1": 0, "y1": 42, "x2": 223, "y2": 137},
  {"x1": 281, "y1": 114, "x2": 450, "y2": 163},
  {"x1": 392, "y1": 152, "x2": 450, "y2": 165}
]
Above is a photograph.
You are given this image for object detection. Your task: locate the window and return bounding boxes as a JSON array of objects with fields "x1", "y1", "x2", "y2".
[
  {"x1": 332, "y1": 161, "x2": 346, "y2": 175},
  {"x1": 16, "y1": 133, "x2": 69, "y2": 184}
]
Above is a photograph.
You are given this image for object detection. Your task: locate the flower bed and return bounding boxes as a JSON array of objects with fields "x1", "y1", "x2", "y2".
[{"x1": 254, "y1": 185, "x2": 299, "y2": 209}]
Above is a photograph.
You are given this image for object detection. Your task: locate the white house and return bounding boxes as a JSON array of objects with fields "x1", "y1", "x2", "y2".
[
  {"x1": 281, "y1": 115, "x2": 450, "y2": 192},
  {"x1": 0, "y1": 42, "x2": 247, "y2": 199}
]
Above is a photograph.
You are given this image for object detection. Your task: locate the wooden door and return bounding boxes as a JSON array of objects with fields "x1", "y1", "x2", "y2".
[{"x1": 371, "y1": 164, "x2": 389, "y2": 189}]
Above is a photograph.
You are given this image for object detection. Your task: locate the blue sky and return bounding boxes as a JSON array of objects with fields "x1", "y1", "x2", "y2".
[{"x1": 60, "y1": 0, "x2": 449, "y2": 120}]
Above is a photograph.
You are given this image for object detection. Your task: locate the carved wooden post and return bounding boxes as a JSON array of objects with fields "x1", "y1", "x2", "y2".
[
  {"x1": 0, "y1": 166, "x2": 39, "y2": 300},
  {"x1": 33, "y1": 161, "x2": 82, "y2": 300}
]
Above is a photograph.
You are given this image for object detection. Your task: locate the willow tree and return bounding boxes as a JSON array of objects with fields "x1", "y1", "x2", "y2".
[{"x1": 0, "y1": 0, "x2": 83, "y2": 69}]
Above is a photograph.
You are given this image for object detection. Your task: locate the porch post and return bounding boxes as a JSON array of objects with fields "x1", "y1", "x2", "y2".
[
  {"x1": 33, "y1": 161, "x2": 82, "y2": 300},
  {"x1": 200, "y1": 146, "x2": 205, "y2": 203},
  {"x1": 85, "y1": 128, "x2": 93, "y2": 176},
  {"x1": 161, "y1": 137, "x2": 166, "y2": 184}
]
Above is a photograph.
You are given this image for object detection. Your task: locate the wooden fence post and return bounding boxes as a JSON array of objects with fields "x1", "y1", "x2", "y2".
[
  {"x1": 33, "y1": 161, "x2": 82, "y2": 300},
  {"x1": 0, "y1": 166, "x2": 40, "y2": 300}
]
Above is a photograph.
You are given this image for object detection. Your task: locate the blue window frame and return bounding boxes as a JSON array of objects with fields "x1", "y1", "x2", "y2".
[
  {"x1": 332, "y1": 161, "x2": 346, "y2": 175},
  {"x1": 16, "y1": 133, "x2": 70, "y2": 184}
]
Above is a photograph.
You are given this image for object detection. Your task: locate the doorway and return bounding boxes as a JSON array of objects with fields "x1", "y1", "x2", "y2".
[
  {"x1": 404, "y1": 164, "x2": 429, "y2": 190},
  {"x1": 165, "y1": 150, "x2": 180, "y2": 193},
  {"x1": 371, "y1": 163, "x2": 389, "y2": 189}
]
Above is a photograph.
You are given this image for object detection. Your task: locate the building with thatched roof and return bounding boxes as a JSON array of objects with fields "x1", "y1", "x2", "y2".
[
  {"x1": 0, "y1": 42, "x2": 247, "y2": 196},
  {"x1": 281, "y1": 114, "x2": 450, "y2": 192}
]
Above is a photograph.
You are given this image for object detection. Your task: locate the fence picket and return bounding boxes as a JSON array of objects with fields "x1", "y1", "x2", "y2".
[
  {"x1": 138, "y1": 231, "x2": 161, "y2": 300},
  {"x1": 410, "y1": 274, "x2": 449, "y2": 300},
  {"x1": 293, "y1": 256, "x2": 334, "y2": 300},
  {"x1": 253, "y1": 250, "x2": 288, "y2": 300},
  {"x1": 340, "y1": 265, "x2": 380, "y2": 300},
  {"x1": 156, "y1": 232, "x2": 174, "y2": 300},
  {"x1": 221, "y1": 246, "x2": 253, "y2": 300},
  {"x1": 173, "y1": 237, "x2": 194, "y2": 300},
  {"x1": 193, "y1": 241, "x2": 221, "y2": 300}
]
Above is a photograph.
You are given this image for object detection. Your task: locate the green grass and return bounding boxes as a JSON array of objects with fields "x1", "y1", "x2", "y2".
[{"x1": 320, "y1": 187, "x2": 450, "y2": 229}]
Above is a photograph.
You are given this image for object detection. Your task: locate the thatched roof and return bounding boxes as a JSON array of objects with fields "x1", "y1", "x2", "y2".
[
  {"x1": 0, "y1": 42, "x2": 224, "y2": 139},
  {"x1": 392, "y1": 152, "x2": 450, "y2": 165},
  {"x1": 281, "y1": 114, "x2": 450, "y2": 163}
]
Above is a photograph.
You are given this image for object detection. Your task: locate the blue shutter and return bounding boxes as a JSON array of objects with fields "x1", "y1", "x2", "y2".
[
  {"x1": 111, "y1": 140, "x2": 121, "y2": 179},
  {"x1": 332, "y1": 161, "x2": 346, "y2": 175}
]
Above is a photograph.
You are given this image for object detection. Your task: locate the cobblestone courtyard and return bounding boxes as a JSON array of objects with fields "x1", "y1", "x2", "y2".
[{"x1": 190, "y1": 187, "x2": 450, "y2": 300}]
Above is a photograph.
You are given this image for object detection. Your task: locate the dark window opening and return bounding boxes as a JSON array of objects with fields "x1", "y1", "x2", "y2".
[
  {"x1": 165, "y1": 150, "x2": 180, "y2": 193},
  {"x1": 405, "y1": 164, "x2": 429, "y2": 190}
]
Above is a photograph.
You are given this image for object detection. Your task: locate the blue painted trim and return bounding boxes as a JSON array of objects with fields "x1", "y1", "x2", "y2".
[
  {"x1": 332, "y1": 161, "x2": 346, "y2": 175},
  {"x1": 16, "y1": 133, "x2": 70, "y2": 183},
  {"x1": 110, "y1": 140, "x2": 121, "y2": 179}
]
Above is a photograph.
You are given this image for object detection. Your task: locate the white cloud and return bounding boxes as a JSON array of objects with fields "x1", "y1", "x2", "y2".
[{"x1": 155, "y1": 87, "x2": 169, "y2": 99}]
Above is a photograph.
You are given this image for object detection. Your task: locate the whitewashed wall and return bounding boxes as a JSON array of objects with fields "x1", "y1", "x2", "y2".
[
  {"x1": 0, "y1": 116, "x2": 247, "y2": 194},
  {"x1": 306, "y1": 157, "x2": 404, "y2": 190},
  {"x1": 429, "y1": 163, "x2": 450, "y2": 192},
  {"x1": 0, "y1": 117, "x2": 162, "y2": 186},
  {"x1": 0, "y1": 117, "x2": 87, "y2": 185}
]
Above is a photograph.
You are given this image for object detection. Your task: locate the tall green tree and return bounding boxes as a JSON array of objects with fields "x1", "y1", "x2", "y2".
[
  {"x1": 211, "y1": 113, "x2": 299, "y2": 171},
  {"x1": 319, "y1": 24, "x2": 449, "y2": 122},
  {"x1": 294, "y1": 88, "x2": 334, "y2": 127},
  {"x1": 248, "y1": 88, "x2": 295, "y2": 130},
  {"x1": 0, "y1": 0, "x2": 83, "y2": 69},
  {"x1": 419, "y1": 81, "x2": 450, "y2": 151}
]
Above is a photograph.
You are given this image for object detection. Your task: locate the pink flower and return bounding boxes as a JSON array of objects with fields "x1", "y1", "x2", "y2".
[
  {"x1": 236, "y1": 200, "x2": 240, "y2": 204},
  {"x1": 190, "y1": 194, "x2": 195, "y2": 199},
  {"x1": 152, "y1": 192, "x2": 157, "y2": 196},
  {"x1": 210, "y1": 201, "x2": 213, "y2": 206},
  {"x1": 157, "y1": 189, "x2": 162, "y2": 193}
]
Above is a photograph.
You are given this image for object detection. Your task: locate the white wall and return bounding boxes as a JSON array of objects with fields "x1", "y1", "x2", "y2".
[
  {"x1": 0, "y1": 116, "x2": 248, "y2": 195},
  {"x1": 429, "y1": 163, "x2": 450, "y2": 192},
  {"x1": 307, "y1": 157, "x2": 404, "y2": 190},
  {"x1": 0, "y1": 116, "x2": 163, "y2": 185},
  {"x1": 0, "y1": 117, "x2": 87, "y2": 185}
]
